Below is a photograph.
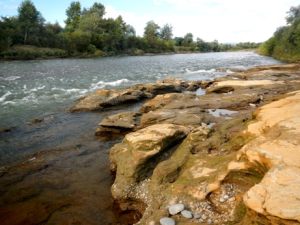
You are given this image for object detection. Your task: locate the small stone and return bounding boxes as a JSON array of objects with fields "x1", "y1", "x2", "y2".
[
  {"x1": 160, "y1": 217, "x2": 175, "y2": 225},
  {"x1": 219, "y1": 197, "x2": 225, "y2": 203},
  {"x1": 228, "y1": 197, "x2": 236, "y2": 202},
  {"x1": 201, "y1": 214, "x2": 207, "y2": 220},
  {"x1": 249, "y1": 103, "x2": 256, "y2": 107},
  {"x1": 223, "y1": 194, "x2": 229, "y2": 200},
  {"x1": 168, "y1": 203, "x2": 185, "y2": 215},
  {"x1": 207, "y1": 219, "x2": 213, "y2": 224},
  {"x1": 193, "y1": 213, "x2": 201, "y2": 219},
  {"x1": 181, "y1": 210, "x2": 193, "y2": 219}
]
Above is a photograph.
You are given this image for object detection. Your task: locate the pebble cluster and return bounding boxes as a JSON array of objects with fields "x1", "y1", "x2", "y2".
[{"x1": 159, "y1": 184, "x2": 239, "y2": 225}]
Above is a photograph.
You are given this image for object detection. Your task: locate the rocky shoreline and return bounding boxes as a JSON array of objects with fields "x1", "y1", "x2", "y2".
[{"x1": 72, "y1": 63, "x2": 300, "y2": 224}]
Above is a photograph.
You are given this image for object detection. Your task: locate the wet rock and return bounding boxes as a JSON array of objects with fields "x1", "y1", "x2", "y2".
[
  {"x1": 95, "y1": 112, "x2": 140, "y2": 136},
  {"x1": 70, "y1": 80, "x2": 202, "y2": 112},
  {"x1": 30, "y1": 118, "x2": 44, "y2": 124},
  {"x1": 168, "y1": 203, "x2": 184, "y2": 215},
  {"x1": 160, "y1": 217, "x2": 175, "y2": 225},
  {"x1": 181, "y1": 210, "x2": 193, "y2": 219}
]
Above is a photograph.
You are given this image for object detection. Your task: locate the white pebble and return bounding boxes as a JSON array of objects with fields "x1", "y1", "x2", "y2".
[
  {"x1": 160, "y1": 217, "x2": 175, "y2": 225},
  {"x1": 168, "y1": 203, "x2": 185, "y2": 215},
  {"x1": 193, "y1": 213, "x2": 201, "y2": 219},
  {"x1": 181, "y1": 210, "x2": 193, "y2": 219},
  {"x1": 219, "y1": 197, "x2": 225, "y2": 203}
]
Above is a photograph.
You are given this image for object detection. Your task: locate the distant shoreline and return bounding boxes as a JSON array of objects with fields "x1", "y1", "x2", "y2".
[{"x1": 0, "y1": 46, "x2": 257, "y2": 61}]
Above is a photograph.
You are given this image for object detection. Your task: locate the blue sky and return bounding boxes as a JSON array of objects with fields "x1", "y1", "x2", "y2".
[{"x1": 0, "y1": 0, "x2": 299, "y2": 42}]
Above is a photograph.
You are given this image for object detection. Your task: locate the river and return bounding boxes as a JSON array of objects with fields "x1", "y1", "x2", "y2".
[{"x1": 0, "y1": 52, "x2": 280, "y2": 225}]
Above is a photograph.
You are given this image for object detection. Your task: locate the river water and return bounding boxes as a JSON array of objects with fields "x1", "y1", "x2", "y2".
[{"x1": 0, "y1": 52, "x2": 280, "y2": 225}]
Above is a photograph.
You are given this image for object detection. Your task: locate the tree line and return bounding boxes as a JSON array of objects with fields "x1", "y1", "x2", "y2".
[
  {"x1": 0, "y1": 0, "x2": 259, "y2": 59},
  {"x1": 259, "y1": 5, "x2": 300, "y2": 62}
]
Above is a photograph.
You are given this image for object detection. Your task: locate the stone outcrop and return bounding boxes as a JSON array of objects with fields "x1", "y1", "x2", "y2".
[
  {"x1": 107, "y1": 63, "x2": 300, "y2": 225},
  {"x1": 237, "y1": 91, "x2": 300, "y2": 222},
  {"x1": 70, "y1": 79, "x2": 202, "y2": 112},
  {"x1": 109, "y1": 124, "x2": 190, "y2": 199}
]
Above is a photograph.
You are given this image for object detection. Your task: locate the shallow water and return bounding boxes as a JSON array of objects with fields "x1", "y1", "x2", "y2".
[
  {"x1": 0, "y1": 52, "x2": 280, "y2": 225},
  {"x1": 0, "y1": 52, "x2": 279, "y2": 129}
]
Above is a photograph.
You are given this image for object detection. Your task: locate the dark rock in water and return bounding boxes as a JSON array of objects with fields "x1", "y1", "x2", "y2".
[
  {"x1": 0, "y1": 127, "x2": 13, "y2": 133},
  {"x1": 30, "y1": 118, "x2": 44, "y2": 124}
]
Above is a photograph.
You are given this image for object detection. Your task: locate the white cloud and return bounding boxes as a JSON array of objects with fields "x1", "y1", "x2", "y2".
[{"x1": 104, "y1": 0, "x2": 300, "y2": 42}]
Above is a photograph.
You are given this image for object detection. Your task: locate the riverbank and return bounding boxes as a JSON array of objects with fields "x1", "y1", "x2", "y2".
[
  {"x1": 0, "y1": 45, "x2": 258, "y2": 61},
  {"x1": 70, "y1": 63, "x2": 300, "y2": 224}
]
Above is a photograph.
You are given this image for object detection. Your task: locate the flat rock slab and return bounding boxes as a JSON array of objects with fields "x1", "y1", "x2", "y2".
[{"x1": 99, "y1": 112, "x2": 139, "y2": 129}]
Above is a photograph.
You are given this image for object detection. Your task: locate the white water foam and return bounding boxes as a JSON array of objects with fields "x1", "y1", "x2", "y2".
[
  {"x1": 0, "y1": 91, "x2": 12, "y2": 103},
  {"x1": 185, "y1": 68, "x2": 216, "y2": 74},
  {"x1": 90, "y1": 78, "x2": 130, "y2": 90},
  {"x1": 0, "y1": 76, "x2": 21, "y2": 81}
]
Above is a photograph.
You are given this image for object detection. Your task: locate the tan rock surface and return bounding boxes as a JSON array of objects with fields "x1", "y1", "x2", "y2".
[
  {"x1": 110, "y1": 124, "x2": 190, "y2": 199},
  {"x1": 70, "y1": 80, "x2": 202, "y2": 112},
  {"x1": 238, "y1": 91, "x2": 300, "y2": 222}
]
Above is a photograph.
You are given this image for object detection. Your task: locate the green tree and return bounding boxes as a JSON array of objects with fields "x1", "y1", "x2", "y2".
[
  {"x1": 182, "y1": 33, "x2": 194, "y2": 46},
  {"x1": 160, "y1": 24, "x2": 173, "y2": 40},
  {"x1": 286, "y1": 5, "x2": 300, "y2": 25},
  {"x1": 65, "y1": 1, "x2": 81, "y2": 32},
  {"x1": 18, "y1": 0, "x2": 44, "y2": 44},
  {"x1": 144, "y1": 21, "x2": 160, "y2": 42}
]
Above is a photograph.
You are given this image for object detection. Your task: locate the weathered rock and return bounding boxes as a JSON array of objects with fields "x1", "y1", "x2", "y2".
[
  {"x1": 95, "y1": 112, "x2": 140, "y2": 136},
  {"x1": 70, "y1": 89, "x2": 147, "y2": 112},
  {"x1": 160, "y1": 217, "x2": 175, "y2": 225},
  {"x1": 206, "y1": 80, "x2": 284, "y2": 93},
  {"x1": 109, "y1": 64, "x2": 300, "y2": 225},
  {"x1": 168, "y1": 203, "x2": 185, "y2": 215},
  {"x1": 236, "y1": 91, "x2": 300, "y2": 222},
  {"x1": 110, "y1": 124, "x2": 190, "y2": 199},
  {"x1": 70, "y1": 79, "x2": 202, "y2": 112}
]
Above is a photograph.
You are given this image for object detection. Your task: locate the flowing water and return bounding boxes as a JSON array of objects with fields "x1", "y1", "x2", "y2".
[{"x1": 0, "y1": 52, "x2": 280, "y2": 225}]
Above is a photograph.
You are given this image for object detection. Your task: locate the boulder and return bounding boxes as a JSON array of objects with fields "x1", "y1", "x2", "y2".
[{"x1": 110, "y1": 124, "x2": 190, "y2": 199}]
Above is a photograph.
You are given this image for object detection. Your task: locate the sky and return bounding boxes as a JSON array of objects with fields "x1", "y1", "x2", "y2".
[{"x1": 0, "y1": 0, "x2": 299, "y2": 43}]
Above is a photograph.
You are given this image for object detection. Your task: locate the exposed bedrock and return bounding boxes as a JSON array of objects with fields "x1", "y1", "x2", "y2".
[
  {"x1": 105, "y1": 63, "x2": 300, "y2": 225},
  {"x1": 70, "y1": 79, "x2": 203, "y2": 112}
]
